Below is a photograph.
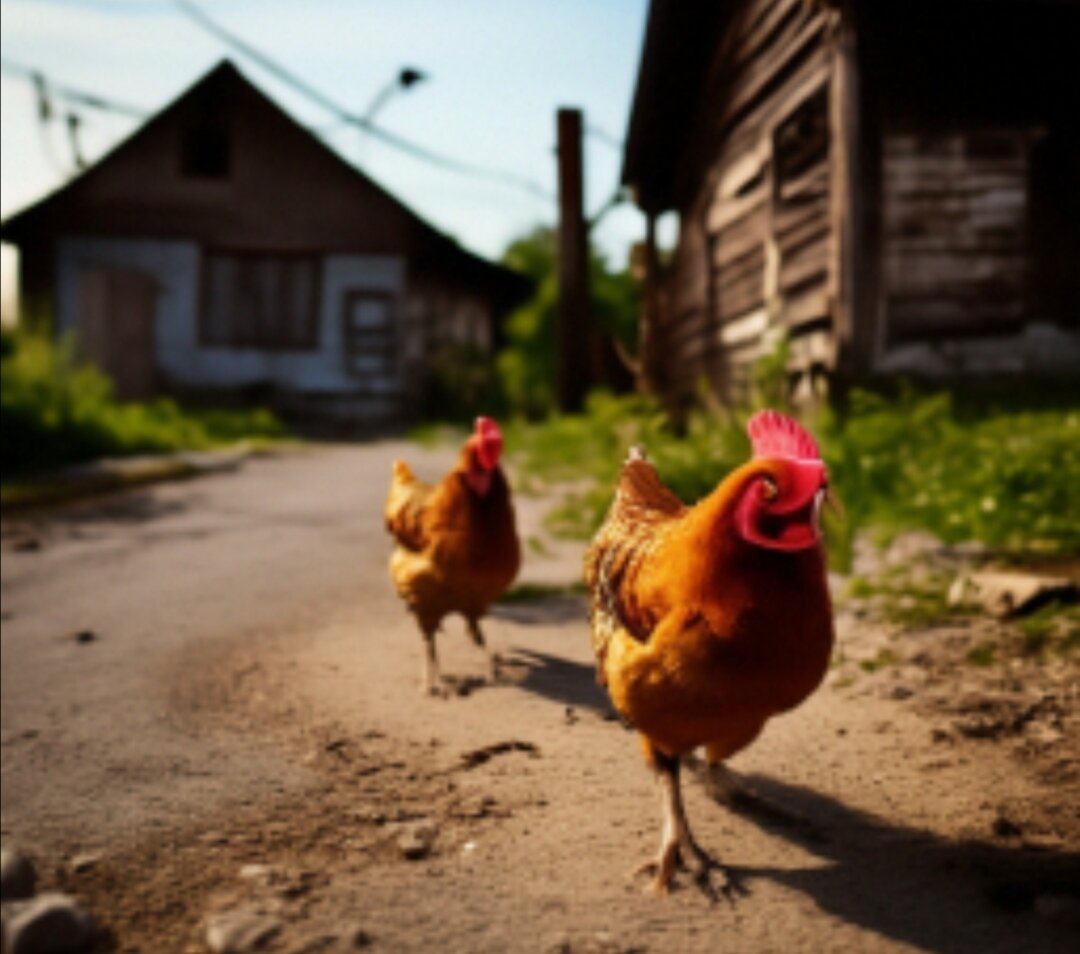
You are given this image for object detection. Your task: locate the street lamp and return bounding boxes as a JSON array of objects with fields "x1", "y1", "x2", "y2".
[{"x1": 368, "y1": 68, "x2": 427, "y2": 120}]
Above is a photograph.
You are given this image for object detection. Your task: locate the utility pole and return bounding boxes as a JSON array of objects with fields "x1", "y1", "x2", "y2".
[{"x1": 556, "y1": 107, "x2": 589, "y2": 413}]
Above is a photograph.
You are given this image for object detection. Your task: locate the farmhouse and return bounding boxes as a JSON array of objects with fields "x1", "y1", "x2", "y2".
[
  {"x1": 622, "y1": 0, "x2": 1080, "y2": 408},
  {"x1": 1, "y1": 60, "x2": 529, "y2": 424}
]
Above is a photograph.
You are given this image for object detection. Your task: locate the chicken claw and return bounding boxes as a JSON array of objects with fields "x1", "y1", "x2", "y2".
[{"x1": 637, "y1": 752, "x2": 749, "y2": 901}]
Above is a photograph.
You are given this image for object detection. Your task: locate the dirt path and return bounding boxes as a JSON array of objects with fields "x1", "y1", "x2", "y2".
[{"x1": 3, "y1": 444, "x2": 1078, "y2": 953}]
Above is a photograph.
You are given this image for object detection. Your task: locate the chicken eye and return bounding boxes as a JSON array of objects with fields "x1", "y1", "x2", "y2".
[{"x1": 760, "y1": 476, "x2": 779, "y2": 501}]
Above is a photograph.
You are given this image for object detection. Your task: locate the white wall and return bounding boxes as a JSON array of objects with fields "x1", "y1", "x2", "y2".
[{"x1": 54, "y1": 237, "x2": 406, "y2": 395}]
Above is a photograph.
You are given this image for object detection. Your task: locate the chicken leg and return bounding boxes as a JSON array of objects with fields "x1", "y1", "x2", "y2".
[
  {"x1": 636, "y1": 749, "x2": 745, "y2": 900},
  {"x1": 420, "y1": 626, "x2": 444, "y2": 696},
  {"x1": 465, "y1": 616, "x2": 499, "y2": 683}
]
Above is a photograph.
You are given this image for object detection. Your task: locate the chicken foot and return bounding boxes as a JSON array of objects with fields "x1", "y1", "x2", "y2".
[{"x1": 636, "y1": 752, "x2": 746, "y2": 901}]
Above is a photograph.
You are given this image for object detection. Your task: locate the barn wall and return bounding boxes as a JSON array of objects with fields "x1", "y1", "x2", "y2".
[
  {"x1": 55, "y1": 237, "x2": 411, "y2": 409},
  {"x1": 877, "y1": 130, "x2": 1080, "y2": 375},
  {"x1": 882, "y1": 129, "x2": 1033, "y2": 342},
  {"x1": 660, "y1": 0, "x2": 840, "y2": 404}
]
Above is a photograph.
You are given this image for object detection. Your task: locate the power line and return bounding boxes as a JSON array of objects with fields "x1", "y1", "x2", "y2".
[
  {"x1": 586, "y1": 124, "x2": 624, "y2": 152},
  {"x1": 171, "y1": 0, "x2": 554, "y2": 203},
  {"x1": 1, "y1": 58, "x2": 149, "y2": 120}
]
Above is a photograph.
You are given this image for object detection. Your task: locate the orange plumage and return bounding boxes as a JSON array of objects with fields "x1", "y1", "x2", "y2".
[
  {"x1": 386, "y1": 417, "x2": 520, "y2": 694},
  {"x1": 584, "y1": 411, "x2": 834, "y2": 895}
]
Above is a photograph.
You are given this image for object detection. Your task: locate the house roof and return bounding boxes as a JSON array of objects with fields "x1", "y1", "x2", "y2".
[
  {"x1": 621, "y1": 0, "x2": 1079, "y2": 215},
  {"x1": 1, "y1": 59, "x2": 530, "y2": 307},
  {"x1": 620, "y1": 1, "x2": 734, "y2": 214}
]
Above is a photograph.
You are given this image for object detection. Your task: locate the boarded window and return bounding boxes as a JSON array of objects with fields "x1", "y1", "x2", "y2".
[
  {"x1": 342, "y1": 292, "x2": 396, "y2": 381},
  {"x1": 201, "y1": 252, "x2": 320, "y2": 349},
  {"x1": 181, "y1": 121, "x2": 231, "y2": 178}
]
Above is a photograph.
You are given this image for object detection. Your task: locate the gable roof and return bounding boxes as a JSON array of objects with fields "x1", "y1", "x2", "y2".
[
  {"x1": 1, "y1": 60, "x2": 530, "y2": 306},
  {"x1": 621, "y1": 1, "x2": 734, "y2": 214}
]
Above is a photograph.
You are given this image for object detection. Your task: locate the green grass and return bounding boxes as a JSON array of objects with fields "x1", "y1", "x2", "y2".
[
  {"x1": 859, "y1": 648, "x2": 901, "y2": 673},
  {"x1": 1013, "y1": 600, "x2": 1080, "y2": 658},
  {"x1": 502, "y1": 382, "x2": 1080, "y2": 571},
  {"x1": 817, "y1": 385, "x2": 1080, "y2": 558},
  {"x1": 966, "y1": 642, "x2": 998, "y2": 667},
  {"x1": 1, "y1": 328, "x2": 287, "y2": 477}
]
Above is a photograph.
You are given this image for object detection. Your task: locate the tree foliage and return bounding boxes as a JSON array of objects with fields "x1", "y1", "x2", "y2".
[{"x1": 496, "y1": 226, "x2": 638, "y2": 418}]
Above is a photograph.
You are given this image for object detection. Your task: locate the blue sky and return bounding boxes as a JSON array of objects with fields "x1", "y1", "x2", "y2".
[{"x1": 1, "y1": 0, "x2": 651, "y2": 283}]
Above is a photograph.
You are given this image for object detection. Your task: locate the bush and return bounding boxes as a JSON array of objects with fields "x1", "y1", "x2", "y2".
[
  {"x1": 1, "y1": 328, "x2": 285, "y2": 475},
  {"x1": 507, "y1": 379, "x2": 1080, "y2": 562},
  {"x1": 818, "y1": 385, "x2": 1080, "y2": 554}
]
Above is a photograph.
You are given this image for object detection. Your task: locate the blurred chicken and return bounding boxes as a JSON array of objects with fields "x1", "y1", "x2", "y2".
[
  {"x1": 584, "y1": 410, "x2": 834, "y2": 896},
  {"x1": 385, "y1": 416, "x2": 520, "y2": 694}
]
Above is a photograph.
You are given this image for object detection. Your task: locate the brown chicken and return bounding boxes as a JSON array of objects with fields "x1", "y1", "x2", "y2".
[
  {"x1": 584, "y1": 410, "x2": 834, "y2": 896},
  {"x1": 385, "y1": 416, "x2": 520, "y2": 694}
]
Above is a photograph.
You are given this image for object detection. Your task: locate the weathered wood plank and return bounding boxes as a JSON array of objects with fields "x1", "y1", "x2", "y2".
[
  {"x1": 712, "y1": 217, "x2": 768, "y2": 269},
  {"x1": 721, "y1": 10, "x2": 828, "y2": 132},
  {"x1": 779, "y1": 235, "x2": 830, "y2": 293}
]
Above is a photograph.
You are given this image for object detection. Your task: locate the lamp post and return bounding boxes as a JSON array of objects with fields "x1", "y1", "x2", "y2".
[
  {"x1": 359, "y1": 66, "x2": 427, "y2": 162},
  {"x1": 364, "y1": 67, "x2": 427, "y2": 125}
]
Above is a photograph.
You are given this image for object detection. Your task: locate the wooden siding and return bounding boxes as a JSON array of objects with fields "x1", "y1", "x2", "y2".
[
  {"x1": 882, "y1": 129, "x2": 1034, "y2": 342},
  {"x1": 661, "y1": 0, "x2": 838, "y2": 402}
]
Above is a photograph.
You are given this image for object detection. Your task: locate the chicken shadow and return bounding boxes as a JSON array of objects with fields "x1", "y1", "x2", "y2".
[
  {"x1": 500, "y1": 647, "x2": 616, "y2": 719},
  {"x1": 704, "y1": 772, "x2": 1080, "y2": 954}
]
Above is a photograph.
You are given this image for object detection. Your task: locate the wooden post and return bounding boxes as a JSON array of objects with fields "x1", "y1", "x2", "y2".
[
  {"x1": 637, "y1": 211, "x2": 662, "y2": 396},
  {"x1": 556, "y1": 107, "x2": 589, "y2": 412}
]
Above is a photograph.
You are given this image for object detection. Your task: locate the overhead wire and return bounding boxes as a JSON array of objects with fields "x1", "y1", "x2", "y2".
[
  {"x1": 171, "y1": 0, "x2": 555, "y2": 203},
  {"x1": 1, "y1": 58, "x2": 149, "y2": 120}
]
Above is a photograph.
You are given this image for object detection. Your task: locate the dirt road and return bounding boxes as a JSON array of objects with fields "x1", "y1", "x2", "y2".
[{"x1": 1, "y1": 443, "x2": 1077, "y2": 953}]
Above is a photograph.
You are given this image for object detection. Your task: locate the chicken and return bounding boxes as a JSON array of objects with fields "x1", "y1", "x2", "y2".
[
  {"x1": 584, "y1": 410, "x2": 834, "y2": 897},
  {"x1": 385, "y1": 416, "x2": 520, "y2": 695}
]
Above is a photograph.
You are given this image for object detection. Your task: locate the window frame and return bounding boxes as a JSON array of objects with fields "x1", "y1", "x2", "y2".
[{"x1": 198, "y1": 249, "x2": 322, "y2": 351}]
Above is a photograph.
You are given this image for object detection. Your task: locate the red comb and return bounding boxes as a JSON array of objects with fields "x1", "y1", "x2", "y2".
[
  {"x1": 746, "y1": 410, "x2": 820, "y2": 461},
  {"x1": 472, "y1": 416, "x2": 503, "y2": 469}
]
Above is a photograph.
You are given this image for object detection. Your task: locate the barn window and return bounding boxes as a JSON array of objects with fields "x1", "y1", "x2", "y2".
[
  {"x1": 342, "y1": 292, "x2": 397, "y2": 380},
  {"x1": 181, "y1": 120, "x2": 231, "y2": 178},
  {"x1": 201, "y1": 252, "x2": 320, "y2": 349},
  {"x1": 773, "y1": 86, "x2": 829, "y2": 203}
]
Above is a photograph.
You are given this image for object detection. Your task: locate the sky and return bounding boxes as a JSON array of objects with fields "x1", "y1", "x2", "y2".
[{"x1": 0, "y1": 0, "x2": 652, "y2": 318}]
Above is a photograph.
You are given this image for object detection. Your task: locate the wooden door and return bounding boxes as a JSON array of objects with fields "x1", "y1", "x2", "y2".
[
  {"x1": 342, "y1": 291, "x2": 397, "y2": 386},
  {"x1": 77, "y1": 266, "x2": 158, "y2": 400}
]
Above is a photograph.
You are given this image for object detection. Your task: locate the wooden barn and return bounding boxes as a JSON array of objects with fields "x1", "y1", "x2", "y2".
[
  {"x1": 0, "y1": 60, "x2": 529, "y2": 425},
  {"x1": 622, "y1": 0, "x2": 1080, "y2": 408}
]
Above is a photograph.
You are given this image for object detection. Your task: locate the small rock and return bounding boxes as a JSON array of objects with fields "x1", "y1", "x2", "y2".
[
  {"x1": 72, "y1": 630, "x2": 97, "y2": 645},
  {"x1": 948, "y1": 571, "x2": 1077, "y2": 618},
  {"x1": 67, "y1": 852, "x2": 101, "y2": 875},
  {"x1": 205, "y1": 907, "x2": 282, "y2": 954},
  {"x1": 396, "y1": 821, "x2": 437, "y2": 860},
  {"x1": 1022, "y1": 832, "x2": 1066, "y2": 851},
  {"x1": 1024, "y1": 723, "x2": 1064, "y2": 745},
  {"x1": 3, "y1": 892, "x2": 94, "y2": 954},
  {"x1": 0, "y1": 849, "x2": 36, "y2": 901},
  {"x1": 238, "y1": 864, "x2": 274, "y2": 884},
  {"x1": 13, "y1": 537, "x2": 41, "y2": 552}
]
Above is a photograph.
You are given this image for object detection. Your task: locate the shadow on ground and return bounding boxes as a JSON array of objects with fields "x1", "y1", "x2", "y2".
[
  {"x1": 502, "y1": 646, "x2": 616, "y2": 719},
  {"x1": 717, "y1": 773, "x2": 1080, "y2": 954}
]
